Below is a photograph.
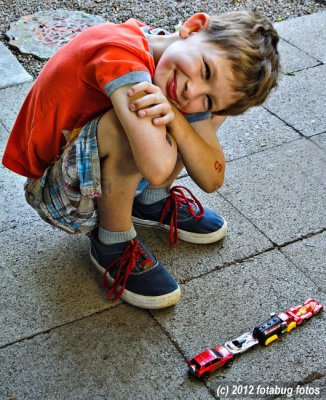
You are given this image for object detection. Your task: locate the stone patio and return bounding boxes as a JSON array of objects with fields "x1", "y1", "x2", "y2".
[{"x1": 0, "y1": 11, "x2": 325, "y2": 400}]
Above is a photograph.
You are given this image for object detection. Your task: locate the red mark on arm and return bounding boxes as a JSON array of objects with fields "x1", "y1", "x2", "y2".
[{"x1": 214, "y1": 160, "x2": 222, "y2": 173}]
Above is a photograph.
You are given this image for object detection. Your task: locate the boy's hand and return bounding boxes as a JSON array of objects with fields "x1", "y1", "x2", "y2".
[{"x1": 128, "y1": 82, "x2": 175, "y2": 126}]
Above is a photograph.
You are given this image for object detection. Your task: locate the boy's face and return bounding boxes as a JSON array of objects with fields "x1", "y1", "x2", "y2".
[{"x1": 153, "y1": 31, "x2": 241, "y2": 114}]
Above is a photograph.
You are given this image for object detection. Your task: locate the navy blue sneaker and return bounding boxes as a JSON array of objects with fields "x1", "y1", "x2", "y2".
[
  {"x1": 89, "y1": 230, "x2": 180, "y2": 309},
  {"x1": 132, "y1": 186, "x2": 227, "y2": 246}
]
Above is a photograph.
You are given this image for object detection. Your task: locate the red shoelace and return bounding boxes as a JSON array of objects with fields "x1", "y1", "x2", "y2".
[
  {"x1": 102, "y1": 239, "x2": 153, "y2": 301},
  {"x1": 160, "y1": 186, "x2": 204, "y2": 247}
]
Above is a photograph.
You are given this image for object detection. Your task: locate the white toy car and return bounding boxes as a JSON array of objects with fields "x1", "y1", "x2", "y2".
[{"x1": 224, "y1": 332, "x2": 259, "y2": 355}]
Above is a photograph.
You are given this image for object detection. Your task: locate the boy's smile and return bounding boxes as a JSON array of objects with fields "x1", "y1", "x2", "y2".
[
  {"x1": 167, "y1": 71, "x2": 178, "y2": 104},
  {"x1": 150, "y1": 13, "x2": 243, "y2": 115}
]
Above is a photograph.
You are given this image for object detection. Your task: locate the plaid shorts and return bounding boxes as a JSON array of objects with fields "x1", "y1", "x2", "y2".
[{"x1": 24, "y1": 116, "x2": 149, "y2": 234}]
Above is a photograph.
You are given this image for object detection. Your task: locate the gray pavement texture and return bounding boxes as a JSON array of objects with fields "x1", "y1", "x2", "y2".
[
  {"x1": 0, "y1": 10, "x2": 325, "y2": 400},
  {"x1": 0, "y1": 42, "x2": 32, "y2": 89}
]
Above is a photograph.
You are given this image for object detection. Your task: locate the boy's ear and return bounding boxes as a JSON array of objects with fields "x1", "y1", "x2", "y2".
[{"x1": 179, "y1": 13, "x2": 210, "y2": 39}]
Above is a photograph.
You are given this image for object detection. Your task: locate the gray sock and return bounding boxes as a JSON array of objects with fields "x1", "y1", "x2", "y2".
[
  {"x1": 98, "y1": 224, "x2": 137, "y2": 245},
  {"x1": 136, "y1": 187, "x2": 170, "y2": 205}
]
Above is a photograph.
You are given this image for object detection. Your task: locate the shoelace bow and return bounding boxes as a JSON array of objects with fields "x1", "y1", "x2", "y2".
[
  {"x1": 160, "y1": 186, "x2": 204, "y2": 247},
  {"x1": 102, "y1": 239, "x2": 153, "y2": 301}
]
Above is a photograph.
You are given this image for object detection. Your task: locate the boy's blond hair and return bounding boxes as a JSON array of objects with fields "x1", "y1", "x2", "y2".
[{"x1": 205, "y1": 10, "x2": 280, "y2": 116}]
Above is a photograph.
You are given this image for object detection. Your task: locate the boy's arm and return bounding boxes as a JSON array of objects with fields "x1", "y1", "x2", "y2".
[
  {"x1": 168, "y1": 107, "x2": 227, "y2": 193},
  {"x1": 123, "y1": 80, "x2": 226, "y2": 192},
  {"x1": 110, "y1": 84, "x2": 177, "y2": 185}
]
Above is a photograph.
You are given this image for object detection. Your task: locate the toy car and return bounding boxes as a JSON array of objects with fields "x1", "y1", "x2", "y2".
[
  {"x1": 188, "y1": 345, "x2": 233, "y2": 381},
  {"x1": 187, "y1": 299, "x2": 323, "y2": 380},
  {"x1": 285, "y1": 298, "x2": 323, "y2": 326},
  {"x1": 253, "y1": 298, "x2": 324, "y2": 346},
  {"x1": 253, "y1": 314, "x2": 288, "y2": 346},
  {"x1": 224, "y1": 332, "x2": 259, "y2": 355}
]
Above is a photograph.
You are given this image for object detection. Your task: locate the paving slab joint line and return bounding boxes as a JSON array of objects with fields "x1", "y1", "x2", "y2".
[
  {"x1": 225, "y1": 136, "x2": 302, "y2": 164},
  {"x1": 148, "y1": 310, "x2": 215, "y2": 396},
  {"x1": 296, "y1": 371, "x2": 326, "y2": 387},
  {"x1": 308, "y1": 129, "x2": 326, "y2": 137},
  {"x1": 279, "y1": 36, "x2": 325, "y2": 66},
  {"x1": 282, "y1": 61, "x2": 323, "y2": 74},
  {"x1": 181, "y1": 227, "x2": 326, "y2": 287},
  {"x1": 276, "y1": 227, "x2": 326, "y2": 250},
  {"x1": 0, "y1": 119, "x2": 8, "y2": 133},
  {"x1": 0, "y1": 303, "x2": 121, "y2": 350},
  {"x1": 262, "y1": 106, "x2": 310, "y2": 138},
  {"x1": 279, "y1": 249, "x2": 326, "y2": 295},
  {"x1": 180, "y1": 245, "x2": 276, "y2": 286},
  {"x1": 218, "y1": 191, "x2": 277, "y2": 245},
  {"x1": 307, "y1": 134, "x2": 326, "y2": 153},
  {"x1": 149, "y1": 310, "x2": 188, "y2": 362}
]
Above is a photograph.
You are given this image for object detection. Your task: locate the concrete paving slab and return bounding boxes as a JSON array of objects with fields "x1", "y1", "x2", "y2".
[
  {"x1": 0, "y1": 163, "x2": 37, "y2": 232},
  {"x1": 264, "y1": 65, "x2": 326, "y2": 137},
  {"x1": 281, "y1": 231, "x2": 326, "y2": 292},
  {"x1": 218, "y1": 106, "x2": 299, "y2": 162},
  {"x1": 152, "y1": 250, "x2": 326, "y2": 394},
  {"x1": 275, "y1": 11, "x2": 326, "y2": 63},
  {"x1": 0, "y1": 221, "x2": 118, "y2": 347},
  {"x1": 0, "y1": 305, "x2": 214, "y2": 400},
  {"x1": 311, "y1": 132, "x2": 326, "y2": 152},
  {"x1": 0, "y1": 81, "x2": 33, "y2": 131},
  {"x1": 134, "y1": 176, "x2": 273, "y2": 283},
  {"x1": 0, "y1": 42, "x2": 33, "y2": 89},
  {"x1": 277, "y1": 38, "x2": 320, "y2": 74},
  {"x1": 220, "y1": 138, "x2": 326, "y2": 245}
]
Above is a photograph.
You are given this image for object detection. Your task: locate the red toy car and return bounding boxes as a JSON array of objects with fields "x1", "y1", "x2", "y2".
[
  {"x1": 285, "y1": 298, "x2": 323, "y2": 325},
  {"x1": 188, "y1": 345, "x2": 233, "y2": 381}
]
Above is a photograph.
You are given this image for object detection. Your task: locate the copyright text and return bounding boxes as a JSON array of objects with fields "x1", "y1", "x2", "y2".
[{"x1": 215, "y1": 384, "x2": 321, "y2": 398}]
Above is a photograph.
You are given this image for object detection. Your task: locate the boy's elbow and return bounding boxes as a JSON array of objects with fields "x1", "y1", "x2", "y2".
[
  {"x1": 202, "y1": 181, "x2": 223, "y2": 194},
  {"x1": 201, "y1": 173, "x2": 225, "y2": 194}
]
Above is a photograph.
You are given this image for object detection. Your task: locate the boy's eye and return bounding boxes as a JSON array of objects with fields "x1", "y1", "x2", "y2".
[
  {"x1": 204, "y1": 61, "x2": 211, "y2": 80},
  {"x1": 206, "y1": 95, "x2": 213, "y2": 111}
]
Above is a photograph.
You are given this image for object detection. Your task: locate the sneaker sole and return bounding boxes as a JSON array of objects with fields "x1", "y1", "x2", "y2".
[
  {"x1": 89, "y1": 250, "x2": 181, "y2": 309},
  {"x1": 132, "y1": 217, "x2": 228, "y2": 244}
]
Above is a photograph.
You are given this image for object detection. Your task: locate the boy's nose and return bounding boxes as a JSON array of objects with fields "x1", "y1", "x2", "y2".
[{"x1": 184, "y1": 80, "x2": 201, "y2": 100}]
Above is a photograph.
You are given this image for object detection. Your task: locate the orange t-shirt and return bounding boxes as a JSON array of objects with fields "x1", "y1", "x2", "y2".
[{"x1": 2, "y1": 19, "x2": 155, "y2": 178}]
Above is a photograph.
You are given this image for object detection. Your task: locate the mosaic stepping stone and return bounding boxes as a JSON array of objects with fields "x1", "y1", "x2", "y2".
[{"x1": 6, "y1": 9, "x2": 105, "y2": 59}]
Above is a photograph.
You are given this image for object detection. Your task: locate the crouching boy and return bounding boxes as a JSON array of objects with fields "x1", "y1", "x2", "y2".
[{"x1": 2, "y1": 11, "x2": 280, "y2": 309}]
